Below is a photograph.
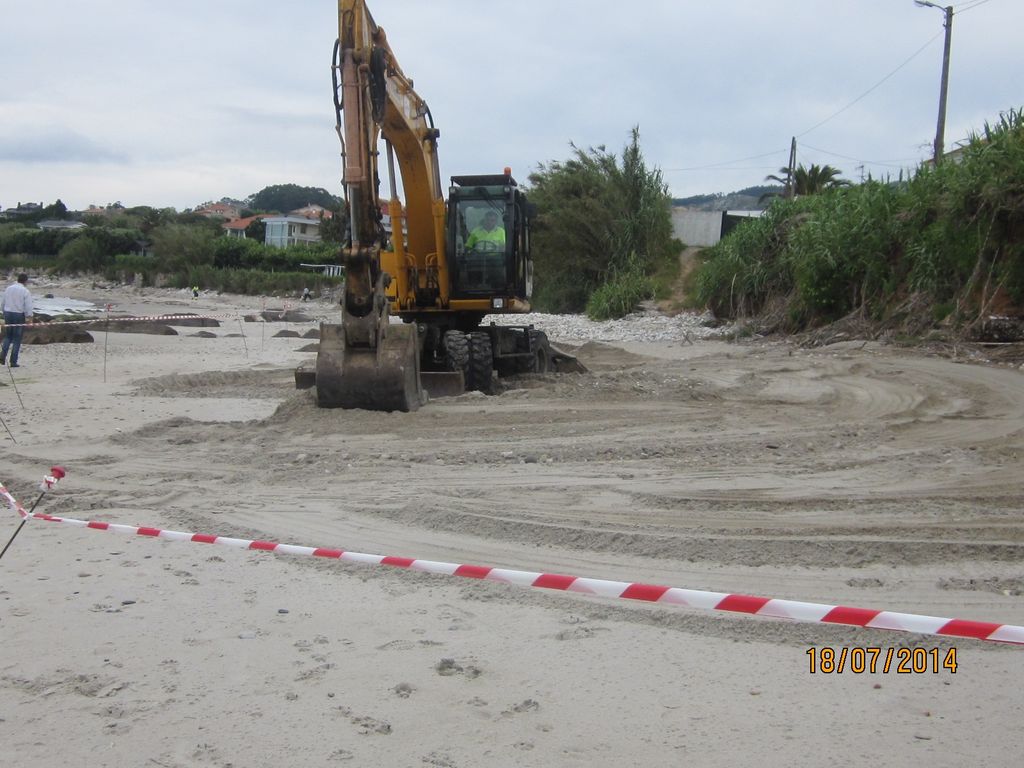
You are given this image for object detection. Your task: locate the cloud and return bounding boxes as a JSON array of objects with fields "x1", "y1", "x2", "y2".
[
  {"x1": 0, "y1": 128, "x2": 129, "y2": 165},
  {"x1": 1, "y1": 0, "x2": 1022, "y2": 208}
]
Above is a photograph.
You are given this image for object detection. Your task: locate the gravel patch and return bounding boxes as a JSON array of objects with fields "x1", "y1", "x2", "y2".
[{"x1": 480, "y1": 310, "x2": 728, "y2": 344}]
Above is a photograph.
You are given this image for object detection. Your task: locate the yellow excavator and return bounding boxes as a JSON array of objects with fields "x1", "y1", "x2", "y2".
[{"x1": 305, "y1": 0, "x2": 576, "y2": 411}]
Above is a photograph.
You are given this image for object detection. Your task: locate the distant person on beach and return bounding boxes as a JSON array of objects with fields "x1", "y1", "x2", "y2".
[
  {"x1": 301, "y1": 287, "x2": 312, "y2": 302},
  {"x1": 192, "y1": 285, "x2": 200, "y2": 299},
  {"x1": 1, "y1": 273, "x2": 34, "y2": 368}
]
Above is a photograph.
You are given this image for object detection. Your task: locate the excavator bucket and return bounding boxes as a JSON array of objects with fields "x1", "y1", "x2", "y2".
[
  {"x1": 420, "y1": 371, "x2": 466, "y2": 399},
  {"x1": 549, "y1": 343, "x2": 588, "y2": 374},
  {"x1": 315, "y1": 322, "x2": 425, "y2": 411}
]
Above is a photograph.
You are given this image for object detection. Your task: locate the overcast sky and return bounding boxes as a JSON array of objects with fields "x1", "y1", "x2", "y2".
[{"x1": 1, "y1": 0, "x2": 1021, "y2": 212}]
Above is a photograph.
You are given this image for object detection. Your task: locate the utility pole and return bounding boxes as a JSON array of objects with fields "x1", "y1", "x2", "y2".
[
  {"x1": 786, "y1": 136, "x2": 797, "y2": 199},
  {"x1": 915, "y1": 1, "x2": 954, "y2": 164}
]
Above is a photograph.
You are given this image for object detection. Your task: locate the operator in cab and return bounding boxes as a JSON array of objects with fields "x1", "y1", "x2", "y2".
[{"x1": 466, "y1": 209, "x2": 505, "y2": 249}]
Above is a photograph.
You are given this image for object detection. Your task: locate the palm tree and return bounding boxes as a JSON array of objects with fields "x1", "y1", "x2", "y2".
[{"x1": 762, "y1": 163, "x2": 851, "y2": 200}]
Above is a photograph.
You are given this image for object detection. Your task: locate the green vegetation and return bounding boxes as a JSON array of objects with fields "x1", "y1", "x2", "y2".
[
  {"x1": 245, "y1": 184, "x2": 342, "y2": 214},
  {"x1": 762, "y1": 163, "x2": 850, "y2": 200},
  {"x1": 0, "y1": 200, "x2": 343, "y2": 296},
  {"x1": 528, "y1": 127, "x2": 681, "y2": 317},
  {"x1": 585, "y1": 253, "x2": 654, "y2": 320},
  {"x1": 694, "y1": 108, "x2": 1024, "y2": 334}
]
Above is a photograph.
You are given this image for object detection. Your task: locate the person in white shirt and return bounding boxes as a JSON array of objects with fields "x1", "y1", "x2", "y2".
[{"x1": 1, "y1": 273, "x2": 34, "y2": 368}]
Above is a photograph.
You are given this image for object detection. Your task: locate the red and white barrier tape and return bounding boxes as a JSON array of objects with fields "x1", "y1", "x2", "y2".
[
  {"x1": 0, "y1": 312, "x2": 256, "y2": 329},
  {"x1": 1, "y1": 468, "x2": 65, "y2": 517},
  {"x1": 1, "y1": 309, "x2": 319, "y2": 327},
  {"x1": 1, "y1": 485, "x2": 29, "y2": 518},
  {"x1": 1, "y1": 481, "x2": 1021, "y2": 644}
]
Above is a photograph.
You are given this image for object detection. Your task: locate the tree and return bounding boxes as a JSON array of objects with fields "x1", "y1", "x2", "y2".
[
  {"x1": 150, "y1": 223, "x2": 216, "y2": 271},
  {"x1": 42, "y1": 199, "x2": 69, "y2": 220},
  {"x1": 317, "y1": 206, "x2": 348, "y2": 244},
  {"x1": 126, "y1": 206, "x2": 166, "y2": 235},
  {"x1": 527, "y1": 127, "x2": 677, "y2": 313},
  {"x1": 246, "y1": 184, "x2": 342, "y2": 214},
  {"x1": 58, "y1": 235, "x2": 108, "y2": 272},
  {"x1": 763, "y1": 164, "x2": 850, "y2": 199},
  {"x1": 244, "y1": 218, "x2": 267, "y2": 243},
  {"x1": 212, "y1": 236, "x2": 263, "y2": 269}
]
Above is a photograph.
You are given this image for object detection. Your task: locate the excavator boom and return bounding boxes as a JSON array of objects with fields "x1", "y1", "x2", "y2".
[{"x1": 316, "y1": 0, "x2": 446, "y2": 411}]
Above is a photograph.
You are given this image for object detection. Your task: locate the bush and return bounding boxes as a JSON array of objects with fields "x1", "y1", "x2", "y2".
[
  {"x1": 585, "y1": 253, "x2": 654, "y2": 320},
  {"x1": 104, "y1": 254, "x2": 159, "y2": 285},
  {"x1": 529, "y1": 127, "x2": 679, "y2": 312},
  {"x1": 163, "y1": 265, "x2": 341, "y2": 296},
  {"x1": 57, "y1": 236, "x2": 109, "y2": 273},
  {"x1": 0, "y1": 224, "x2": 81, "y2": 257},
  {"x1": 693, "y1": 107, "x2": 1024, "y2": 331},
  {"x1": 212, "y1": 236, "x2": 265, "y2": 269},
  {"x1": 150, "y1": 223, "x2": 216, "y2": 271}
]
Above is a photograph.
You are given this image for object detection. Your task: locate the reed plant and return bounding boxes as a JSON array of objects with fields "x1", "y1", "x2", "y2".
[{"x1": 694, "y1": 108, "x2": 1024, "y2": 332}]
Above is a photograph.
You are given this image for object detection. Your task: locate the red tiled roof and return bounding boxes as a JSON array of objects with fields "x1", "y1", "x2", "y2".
[{"x1": 222, "y1": 215, "x2": 265, "y2": 231}]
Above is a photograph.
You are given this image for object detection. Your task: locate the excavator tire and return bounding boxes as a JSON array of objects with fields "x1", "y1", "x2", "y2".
[
  {"x1": 443, "y1": 330, "x2": 470, "y2": 377},
  {"x1": 513, "y1": 329, "x2": 551, "y2": 374},
  {"x1": 315, "y1": 322, "x2": 424, "y2": 412},
  {"x1": 467, "y1": 331, "x2": 495, "y2": 394}
]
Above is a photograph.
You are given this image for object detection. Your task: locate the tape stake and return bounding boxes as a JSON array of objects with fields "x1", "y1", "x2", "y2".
[
  {"x1": 1, "y1": 488, "x2": 1021, "y2": 645},
  {"x1": 0, "y1": 467, "x2": 67, "y2": 561}
]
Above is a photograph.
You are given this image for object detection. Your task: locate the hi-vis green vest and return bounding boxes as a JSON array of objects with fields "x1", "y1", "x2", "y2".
[{"x1": 466, "y1": 225, "x2": 506, "y2": 249}]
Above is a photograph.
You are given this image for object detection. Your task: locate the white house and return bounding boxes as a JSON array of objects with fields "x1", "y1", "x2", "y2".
[
  {"x1": 37, "y1": 220, "x2": 87, "y2": 231},
  {"x1": 264, "y1": 216, "x2": 322, "y2": 248}
]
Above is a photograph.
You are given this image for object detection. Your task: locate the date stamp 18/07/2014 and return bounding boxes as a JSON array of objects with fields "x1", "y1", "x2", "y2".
[{"x1": 806, "y1": 647, "x2": 958, "y2": 674}]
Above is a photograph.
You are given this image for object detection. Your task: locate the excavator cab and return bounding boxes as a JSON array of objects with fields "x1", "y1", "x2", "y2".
[{"x1": 447, "y1": 173, "x2": 532, "y2": 303}]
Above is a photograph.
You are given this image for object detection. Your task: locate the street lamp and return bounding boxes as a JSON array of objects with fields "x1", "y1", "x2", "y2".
[{"x1": 914, "y1": 1, "x2": 954, "y2": 164}]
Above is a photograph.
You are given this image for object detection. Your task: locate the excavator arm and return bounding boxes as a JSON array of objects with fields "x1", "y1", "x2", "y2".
[{"x1": 317, "y1": 0, "x2": 446, "y2": 410}]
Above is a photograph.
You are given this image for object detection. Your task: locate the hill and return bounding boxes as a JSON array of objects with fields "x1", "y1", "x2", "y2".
[{"x1": 672, "y1": 185, "x2": 778, "y2": 211}]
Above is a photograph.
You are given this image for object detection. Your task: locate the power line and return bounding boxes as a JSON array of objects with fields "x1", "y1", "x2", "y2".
[
  {"x1": 663, "y1": 149, "x2": 787, "y2": 171},
  {"x1": 664, "y1": 4, "x2": 992, "y2": 186},
  {"x1": 955, "y1": 0, "x2": 993, "y2": 13},
  {"x1": 661, "y1": 148, "x2": 787, "y2": 172},
  {"x1": 796, "y1": 32, "x2": 943, "y2": 138},
  {"x1": 799, "y1": 142, "x2": 922, "y2": 168},
  {"x1": 667, "y1": 165, "x2": 784, "y2": 173}
]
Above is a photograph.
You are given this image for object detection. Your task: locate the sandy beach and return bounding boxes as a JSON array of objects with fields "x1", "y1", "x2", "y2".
[{"x1": 1, "y1": 277, "x2": 1022, "y2": 767}]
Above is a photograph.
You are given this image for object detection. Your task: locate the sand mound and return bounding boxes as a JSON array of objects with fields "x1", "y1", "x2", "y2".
[
  {"x1": 24, "y1": 325, "x2": 95, "y2": 344},
  {"x1": 168, "y1": 314, "x2": 221, "y2": 328},
  {"x1": 104, "y1": 320, "x2": 178, "y2": 335},
  {"x1": 258, "y1": 309, "x2": 314, "y2": 323},
  {"x1": 129, "y1": 369, "x2": 293, "y2": 399}
]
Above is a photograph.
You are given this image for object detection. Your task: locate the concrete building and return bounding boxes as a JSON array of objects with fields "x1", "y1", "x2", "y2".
[
  {"x1": 264, "y1": 216, "x2": 321, "y2": 248},
  {"x1": 671, "y1": 207, "x2": 764, "y2": 247}
]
